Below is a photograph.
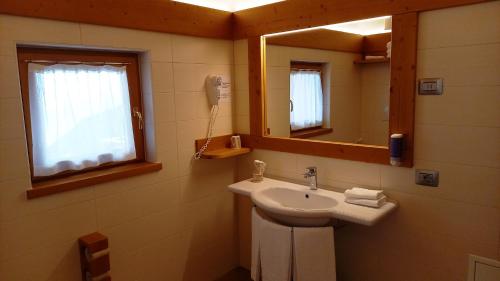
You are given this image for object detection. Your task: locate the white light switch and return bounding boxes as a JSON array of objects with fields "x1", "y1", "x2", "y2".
[{"x1": 418, "y1": 78, "x2": 443, "y2": 95}]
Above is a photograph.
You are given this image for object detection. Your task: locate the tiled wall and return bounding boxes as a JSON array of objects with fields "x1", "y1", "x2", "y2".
[
  {"x1": 359, "y1": 62, "x2": 390, "y2": 146},
  {"x1": 235, "y1": 2, "x2": 500, "y2": 281},
  {"x1": 0, "y1": 15, "x2": 238, "y2": 281}
]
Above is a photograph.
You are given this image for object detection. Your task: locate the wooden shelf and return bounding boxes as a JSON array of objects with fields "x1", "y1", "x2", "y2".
[
  {"x1": 195, "y1": 134, "x2": 252, "y2": 159},
  {"x1": 353, "y1": 58, "x2": 390, "y2": 64},
  {"x1": 200, "y1": 147, "x2": 252, "y2": 159}
]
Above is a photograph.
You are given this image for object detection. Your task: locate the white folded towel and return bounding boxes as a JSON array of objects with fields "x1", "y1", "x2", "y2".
[
  {"x1": 293, "y1": 227, "x2": 336, "y2": 281},
  {"x1": 251, "y1": 208, "x2": 262, "y2": 281},
  {"x1": 252, "y1": 208, "x2": 293, "y2": 281},
  {"x1": 345, "y1": 195, "x2": 387, "y2": 208},
  {"x1": 344, "y1": 187, "x2": 384, "y2": 200}
]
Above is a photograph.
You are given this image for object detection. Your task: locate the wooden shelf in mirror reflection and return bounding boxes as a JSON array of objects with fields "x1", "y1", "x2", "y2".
[
  {"x1": 290, "y1": 127, "x2": 333, "y2": 139},
  {"x1": 195, "y1": 134, "x2": 252, "y2": 159},
  {"x1": 353, "y1": 58, "x2": 390, "y2": 64}
]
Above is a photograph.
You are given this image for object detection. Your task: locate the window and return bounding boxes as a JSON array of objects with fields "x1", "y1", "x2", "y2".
[
  {"x1": 290, "y1": 62, "x2": 324, "y2": 131},
  {"x1": 17, "y1": 47, "x2": 158, "y2": 195}
]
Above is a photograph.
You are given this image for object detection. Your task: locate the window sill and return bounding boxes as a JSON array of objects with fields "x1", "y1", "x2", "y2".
[
  {"x1": 290, "y1": 128, "x2": 333, "y2": 139},
  {"x1": 27, "y1": 162, "x2": 162, "y2": 199}
]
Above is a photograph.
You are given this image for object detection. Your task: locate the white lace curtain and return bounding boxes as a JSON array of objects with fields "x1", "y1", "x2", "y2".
[
  {"x1": 28, "y1": 63, "x2": 137, "y2": 177},
  {"x1": 290, "y1": 70, "x2": 323, "y2": 130}
]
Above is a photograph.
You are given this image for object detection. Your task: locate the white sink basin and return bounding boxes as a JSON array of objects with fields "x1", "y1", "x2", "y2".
[
  {"x1": 229, "y1": 177, "x2": 398, "y2": 227},
  {"x1": 251, "y1": 186, "x2": 339, "y2": 226}
]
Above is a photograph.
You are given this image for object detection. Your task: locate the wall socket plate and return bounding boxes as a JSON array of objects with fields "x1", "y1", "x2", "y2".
[
  {"x1": 415, "y1": 169, "x2": 439, "y2": 187},
  {"x1": 418, "y1": 78, "x2": 443, "y2": 95}
]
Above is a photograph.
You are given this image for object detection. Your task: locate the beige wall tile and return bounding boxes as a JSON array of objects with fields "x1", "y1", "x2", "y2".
[
  {"x1": 154, "y1": 93, "x2": 176, "y2": 123},
  {"x1": 416, "y1": 85, "x2": 500, "y2": 127},
  {"x1": 417, "y1": 43, "x2": 500, "y2": 86},
  {"x1": 0, "y1": 241, "x2": 82, "y2": 281},
  {"x1": 155, "y1": 121, "x2": 177, "y2": 150},
  {"x1": 172, "y1": 35, "x2": 233, "y2": 65},
  {"x1": 414, "y1": 124, "x2": 500, "y2": 168},
  {"x1": 236, "y1": 114, "x2": 250, "y2": 134},
  {"x1": 0, "y1": 56, "x2": 22, "y2": 98},
  {"x1": 174, "y1": 92, "x2": 201, "y2": 121},
  {"x1": 418, "y1": 1, "x2": 500, "y2": 49},
  {"x1": 234, "y1": 39, "x2": 248, "y2": 65},
  {"x1": 266, "y1": 66, "x2": 289, "y2": 89},
  {"x1": 151, "y1": 62, "x2": 174, "y2": 93},
  {"x1": 234, "y1": 64, "x2": 249, "y2": 91},
  {"x1": 235, "y1": 90, "x2": 250, "y2": 116},
  {"x1": 0, "y1": 97, "x2": 25, "y2": 140},
  {"x1": 0, "y1": 15, "x2": 81, "y2": 53},
  {"x1": 0, "y1": 178, "x2": 94, "y2": 222},
  {"x1": 0, "y1": 200, "x2": 96, "y2": 261},
  {"x1": 80, "y1": 24, "x2": 172, "y2": 62},
  {"x1": 381, "y1": 161, "x2": 500, "y2": 208},
  {"x1": 0, "y1": 139, "x2": 30, "y2": 181}
]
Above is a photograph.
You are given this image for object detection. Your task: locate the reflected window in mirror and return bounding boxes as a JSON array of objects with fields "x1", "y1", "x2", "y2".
[
  {"x1": 289, "y1": 62, "x2": 332, "y2": 138},
  {"x1": 265, "y1": 16, "x2": 392, "y2": 146}
]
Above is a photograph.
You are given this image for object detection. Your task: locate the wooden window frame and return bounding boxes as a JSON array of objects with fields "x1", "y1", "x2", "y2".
[
  {"x1": 243, "y1": 13, "x2": 417, "y2": 167},
  {"x1": 17, "y1": 47, "x2": 161, "y2": 198}
]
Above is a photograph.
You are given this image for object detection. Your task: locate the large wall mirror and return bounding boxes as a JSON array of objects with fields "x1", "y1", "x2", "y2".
[
  {"x1": 265, "y1": 16, "x2": 392, "y2": 146},
  {"x1": 245, "y1": 13, "x2": 418, "y2": 167}
]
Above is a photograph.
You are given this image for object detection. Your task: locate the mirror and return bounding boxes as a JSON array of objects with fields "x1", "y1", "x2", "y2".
[{"x1": 264, "y1": 16, "x2": 392, "y2": 147}]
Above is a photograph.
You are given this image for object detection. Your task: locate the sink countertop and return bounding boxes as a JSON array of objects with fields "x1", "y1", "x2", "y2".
[{"x1": 228, "y1": 177, "x2": 397, "y2": 226}]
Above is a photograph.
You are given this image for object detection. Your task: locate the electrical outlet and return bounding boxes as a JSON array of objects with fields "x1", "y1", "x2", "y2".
[
  {"x1": 418, "y1": 78, "x2": 443, "y2": 95},
  {"x1": 415, "y1": 169, "x2": 439, "y2": 187}
]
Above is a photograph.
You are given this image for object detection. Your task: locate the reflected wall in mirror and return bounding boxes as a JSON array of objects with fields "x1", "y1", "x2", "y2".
[{"x1": 264, "y1": 16, "x2": 392, "y2": 147}]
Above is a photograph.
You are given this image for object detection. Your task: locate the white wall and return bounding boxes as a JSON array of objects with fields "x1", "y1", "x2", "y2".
[
  {"x1": 0, "y1": 15, "x2": 238, "y2": 281},
  {"x1": 235, "y1": 1, "x2": 500, "y2": 280},
  {"x1": 359, "y1": 62, "x2": 390, "y2": 145}
]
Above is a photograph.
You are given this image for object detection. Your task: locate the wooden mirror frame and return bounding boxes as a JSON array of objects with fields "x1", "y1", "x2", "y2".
[{"x1": 242, "y1": 13, "x2": 418, "y2": 167}]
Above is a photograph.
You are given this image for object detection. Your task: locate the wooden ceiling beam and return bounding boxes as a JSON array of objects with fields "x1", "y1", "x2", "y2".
[
  {"x1": 233, "y1": 0, "x2": 491, "y2": 38},
  {"x1": 0, "y1": 0, "x2": 233, "y2": 39}
]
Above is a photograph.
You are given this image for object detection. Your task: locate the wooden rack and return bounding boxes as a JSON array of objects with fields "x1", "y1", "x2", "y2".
[
  {"x1": 353, "y1": 58, "x2": 390, "y2": 64},
  {"x1": 195, "y1": 134, "x2": 252, "y2": 159}
]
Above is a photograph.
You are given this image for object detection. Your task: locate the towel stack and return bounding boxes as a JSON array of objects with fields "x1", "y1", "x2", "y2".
[
  {"x1": 252, "y1": 208, "x2": 336, "y2": 281},
  {"x1": 344, "y1": 187, "x2": 386, "y2": 208}
]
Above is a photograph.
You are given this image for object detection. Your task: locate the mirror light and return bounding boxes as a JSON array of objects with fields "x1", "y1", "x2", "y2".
[
  {"x1": 264, "y1": 16, "x2": 392, "y2": 37},
  {"x1": 173, "y1": 0, "x2": 284, "y2": 12},
  {"x1": 323, "y1": 16, "x2": 392, "y2": 36}
]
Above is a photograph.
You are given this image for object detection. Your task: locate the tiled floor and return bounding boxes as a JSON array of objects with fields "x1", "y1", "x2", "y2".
[{"x1": 216, "y1": 267, "x2": 252, "y2": 281}]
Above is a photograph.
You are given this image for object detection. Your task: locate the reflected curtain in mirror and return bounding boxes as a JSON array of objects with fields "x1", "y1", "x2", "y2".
[{"x1": 290, "y1": 69, "x2": 323, "y2": 130}]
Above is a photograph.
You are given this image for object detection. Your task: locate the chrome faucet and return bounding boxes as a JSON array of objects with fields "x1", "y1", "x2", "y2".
[{"x1": 303, "y1": 166, "x2": 318, "y2": 190}]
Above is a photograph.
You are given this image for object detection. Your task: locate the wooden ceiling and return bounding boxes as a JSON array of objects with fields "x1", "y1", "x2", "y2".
[
  {"x1": 233, "y1": 0, "x2": 491, "y2": 38},
  {"x1": 0, "y1": 0, "x2": 491, "y2": 39},
  {"x1": 0, "y1": 0, "x2": 233, "y2": 39},
  {"x1": 266, "y1": 29, "x2": 391, "y2": 55}
]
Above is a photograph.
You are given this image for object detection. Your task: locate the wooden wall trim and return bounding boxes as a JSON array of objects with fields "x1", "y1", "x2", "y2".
[
  {"x1": 233, "y1": 0, "x2": 491, "y2": 38},
  {"x1": 266, "y1": 29, "x2": 363, "y2": 53},
  {"x1": 0, "y1": 0, "x2": 233, "y2": 39},
  {"x1": 248, "y1": 36, "x2": 266, "y2": 136},
  {"x1": 242, "y1": 135, "x2": 390, "y2": 165},
  {"x1": 389, "y1": 13, "x2": 418, "y2": 167},
  {"x1": 245, "y1": 13, "x2": 418, "y2": 167}
]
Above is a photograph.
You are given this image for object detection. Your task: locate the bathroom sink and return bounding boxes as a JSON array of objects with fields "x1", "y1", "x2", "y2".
[
  {"x1": 251, "y1": 186, "x2": 339, "y2": 226},
  {"x1": 230, "y1": 177, "x2": 398, "y2": 226}
]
